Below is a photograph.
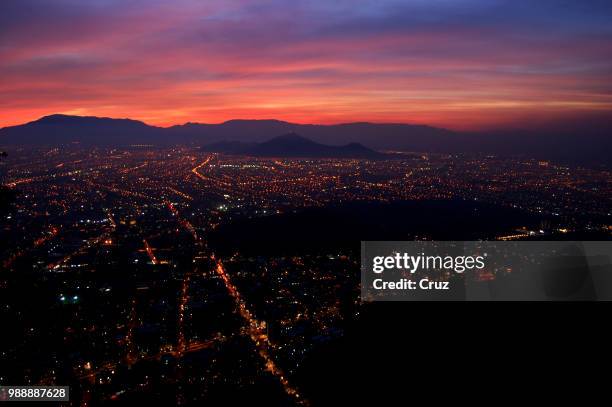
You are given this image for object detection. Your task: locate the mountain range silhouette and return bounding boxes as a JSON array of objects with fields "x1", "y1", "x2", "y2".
[{"x1": 1, "y1": 114, "x2": 610, "y2": 165}]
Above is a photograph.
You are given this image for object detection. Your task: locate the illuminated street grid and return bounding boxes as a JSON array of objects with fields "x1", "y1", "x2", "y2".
[{"x1": 0, "y1": 146, "x2": 610, "y2": 405}]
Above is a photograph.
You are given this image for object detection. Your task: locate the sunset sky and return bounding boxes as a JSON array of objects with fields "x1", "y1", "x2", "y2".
[{"x1": 1, "y1": 0, "x2": 612, "y2": 130}]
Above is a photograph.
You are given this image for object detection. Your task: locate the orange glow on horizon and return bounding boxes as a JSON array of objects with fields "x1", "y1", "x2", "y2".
[
  {"x1": 4, "y1": 101, "x2": 612, "y2": 132},
  {"x1": 1, "y1": 1, "x2": 611, "y2": 132}
]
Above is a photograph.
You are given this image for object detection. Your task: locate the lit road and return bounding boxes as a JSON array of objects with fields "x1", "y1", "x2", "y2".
[
  {"x1": 190, "y1": 155, "x2": 214, "y2": 182},
  {"x1": 190, "y1": 156, "x2": 308, "y2": 405},
  {"x1": 3, "y1": 226, "x2": 59, "y2": 269},
  {"x1": 214, "y1": 259, "x2": 307, "y2": 405},
  {"x1": 47, "y1": 230, "x2": 113, "y2": 271},
  {"x1": 142, "y1": 239, "x2": 159, "y2": 265}
]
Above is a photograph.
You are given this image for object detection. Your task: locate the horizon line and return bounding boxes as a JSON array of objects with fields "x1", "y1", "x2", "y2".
[
  {"x1": 2, "y1": 113, "x2": 444, "y2": 131},
  {"x1": 4, "y1": 112, "x2": 609, "y2": 135}
]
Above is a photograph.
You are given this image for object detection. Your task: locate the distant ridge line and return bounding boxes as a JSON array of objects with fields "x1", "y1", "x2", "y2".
[{"x1": 1, "y1": 114, "x2": 610, "y2": 166}]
